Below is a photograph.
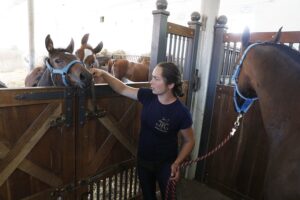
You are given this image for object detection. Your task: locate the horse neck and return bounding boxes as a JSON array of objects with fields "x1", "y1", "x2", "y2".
[{"x1": 248, "y1": 48, "x2": 300, "y2": 142}]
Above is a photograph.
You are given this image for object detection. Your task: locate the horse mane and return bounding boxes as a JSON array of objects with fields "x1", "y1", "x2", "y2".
[{"x1": 264, "y1": 43, "x2": 300, "y2": 63}]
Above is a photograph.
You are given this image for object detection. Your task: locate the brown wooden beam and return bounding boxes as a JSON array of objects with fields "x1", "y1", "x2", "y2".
[
  {"x1": 98, "y1": 115, "x2": 137, "y2": 156},
  {"x1": 0, "y1": 103, "x2": 61, "y2": 186},
  {"x1": 0, "y1": 142, "x2": 62, "y2": 187},
  {"x1": 117, "y1": 102, "x2": 136, "y2": 126},
  {"x1": 88, "y1": 134, "x2": 117, "y2": 173}
]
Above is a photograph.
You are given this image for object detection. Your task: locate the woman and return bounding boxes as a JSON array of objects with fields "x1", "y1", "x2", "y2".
[{"x1": 90, "y1": 62, "x2": 195, "y2": 200}]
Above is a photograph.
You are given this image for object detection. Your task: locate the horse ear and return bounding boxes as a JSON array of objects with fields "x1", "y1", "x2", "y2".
[
  {"x1": 45, "y1": 34, "x2": 54, "y2": 53},
  {"x1": 93, "y1": 41, "x2": 103, "y2": 54},
  {"x1": 66, "y1": 38, "x2": 74, "y2": 53},
  {"x1": 241, "y1": 27, "x2": 250, "y2": 50},
  {"x1": 270, "y1": 27, "x2": 283, "y2": 43},
  {"x1": 81, "y1": 33, "x2": 89, "y2": 45}
]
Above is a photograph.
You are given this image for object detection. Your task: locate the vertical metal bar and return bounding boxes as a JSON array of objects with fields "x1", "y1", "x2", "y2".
[
  {"x1": 229, "y1": 42, "x2": 238, "y2": 85},
  {"x1": 177, "y1": 36, "x2": 182, "y2": 67},
  {"x1": 96, "y1": 181, "x2": 100, "y2": 200},
  {"x1": 124, "y1": 169, "x2": 128, "y2": 199},
  {"x1": 102, "y1": 178, "x2": 106, "y2": 200},
  {"x1": 221, "y1": 42, "x2": 230, "y2": 84},
  {"x1": 120, "y1": 171, "x2": 123, "y2": 199},
  {"x1": 129, "y1": 168, "x2": 133, "y2": 198},
  {"x1": 180, "y1": 37, "x2": 186, "y2": 70},
  {"x1": 133, "y1": 167, "x2": 138, "y2": 196},
  {"x1": 114, "y1": 174, "x2": 118, "y2": 199},
  {"x1": 172, "y1": 35, "x2": 177, "y2": 64},
  {"x1": 108, "y1": 177, "x2": 111, "y2": 200},
  {"x1": 168, "y1": 34, "x2": 173, "y2": 62},
  {"x1": 27, "y1": 0, "x2": 35, "y2": 71},
  {"x1": 90, "y1": 183, "x2": 94, "y2": 200}
]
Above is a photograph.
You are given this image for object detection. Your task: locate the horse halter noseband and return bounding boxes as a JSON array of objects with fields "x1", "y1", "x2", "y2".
[
  {"x1": 232, "y1": 42, "x2": 264, "y2": 113},
  {"x1": 45, "y1": 58, "x2": 82, "y2": 86}
]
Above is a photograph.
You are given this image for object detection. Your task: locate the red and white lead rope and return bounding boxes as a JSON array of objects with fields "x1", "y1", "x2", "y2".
[{"x1": 164, "y1": 114, "x2": 243, "y2": 200}]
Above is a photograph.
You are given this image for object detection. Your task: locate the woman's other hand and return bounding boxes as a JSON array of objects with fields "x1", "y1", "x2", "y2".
[{"x1": 170, "y1": 162, "x2": 180, "y2": 182}]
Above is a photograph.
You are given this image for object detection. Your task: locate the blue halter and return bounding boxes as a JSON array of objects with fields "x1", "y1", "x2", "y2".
[
  {"x1": 232, "y1": 42, "x2": 261, "y2": 113},
  {"x1": 45, "y1": 59, "x2": 82, "y2": 86}
]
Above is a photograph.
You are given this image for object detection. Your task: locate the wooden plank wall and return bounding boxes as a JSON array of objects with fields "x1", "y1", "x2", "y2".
[{"x1": 204, "y1": 85, "x2": 270, "y2": 199}]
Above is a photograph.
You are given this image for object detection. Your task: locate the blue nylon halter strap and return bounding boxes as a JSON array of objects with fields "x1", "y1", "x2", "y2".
[
  {"x1": 232, "y1": 42, "x2": 262, "y2": 113},
  {"x1": 46, "y1": 59, "x2": 82, "y2": 86}
]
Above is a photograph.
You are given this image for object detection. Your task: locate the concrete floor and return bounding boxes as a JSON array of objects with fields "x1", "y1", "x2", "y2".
[{"x1": 176, "y1": 179, "x2": 232, "y2": 200}]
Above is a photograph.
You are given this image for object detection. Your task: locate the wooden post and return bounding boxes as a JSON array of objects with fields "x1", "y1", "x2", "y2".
[
  {"x1": 149, "y1": 0, "x2": 170, "y2": 79},
  {"x1": 184, "y1": 12, "x2": 202, "y2": 108},
  {"x1": 196, "y1": 15, "x2": 228, "y2": 181}
]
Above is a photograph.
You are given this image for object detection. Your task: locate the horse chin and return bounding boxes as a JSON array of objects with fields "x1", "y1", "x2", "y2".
[{"x1": 72, "y1": 80, "x2": 91, "y2": 89}]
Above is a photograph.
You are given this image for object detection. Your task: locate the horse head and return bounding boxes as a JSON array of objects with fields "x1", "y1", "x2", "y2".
[
  {"x1": 75, "y1": 33, "x2": 103, "y2": 69},
  {"x1": 37, "y1": 35, "x2": 92, "y2": 88},
  {"x1": 233, "y1": 27, "x2": 282, "y2": 112}
]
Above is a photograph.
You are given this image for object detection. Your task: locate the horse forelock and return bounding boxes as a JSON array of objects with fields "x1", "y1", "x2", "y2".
[{"x1": 84, "y1": 48, "x2": 94, "y2": 60}]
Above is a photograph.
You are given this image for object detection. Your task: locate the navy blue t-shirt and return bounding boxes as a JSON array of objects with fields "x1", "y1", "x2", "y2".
[{"x1": 137, "y1": 88, "x2": 193, "y2": 162}]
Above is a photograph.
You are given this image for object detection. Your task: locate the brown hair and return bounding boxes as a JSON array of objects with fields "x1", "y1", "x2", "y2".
[{"x1": 157, "y1": 62, "x2": 184, "y2": 97}]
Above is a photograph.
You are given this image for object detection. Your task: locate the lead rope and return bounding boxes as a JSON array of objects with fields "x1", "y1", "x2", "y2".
[{"x1": 165, "y1": 113, "x2": 244, "y2": 200}]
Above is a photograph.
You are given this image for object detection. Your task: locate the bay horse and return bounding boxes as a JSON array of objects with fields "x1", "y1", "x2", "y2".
[
  {"x1": 75, "y1": 33, "x2": 103, "y2": 69},
  {"x1": 108, "y1": 57, "x2": 149, "y2": 82},
  {"x1": 25, "y1": 35, "x2": 92, "y2": 88},
  {"x1": 75, "y1": 33, "x2": 109, "y2": 84},
  {"x1": 233, "y1": 28, "x2": 300, "y2": 199}
]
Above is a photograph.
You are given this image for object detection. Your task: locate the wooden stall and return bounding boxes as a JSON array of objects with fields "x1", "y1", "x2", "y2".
[{"x1": 0, "y1": 85, "x2": 144, "y2": 199}]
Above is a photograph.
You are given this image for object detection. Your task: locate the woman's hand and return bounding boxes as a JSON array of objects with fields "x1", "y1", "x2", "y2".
[
  {"x1": 170, "y1": 162, "x2": 180, "y2": 182},
  {"x1": 89, "y1": 68, "x2": 105, "y2": 78}
]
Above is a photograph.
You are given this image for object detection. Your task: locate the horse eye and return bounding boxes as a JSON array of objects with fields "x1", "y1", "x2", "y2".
[{"x1": 55, "y1": 59, "x2": 63, "y2": 64}]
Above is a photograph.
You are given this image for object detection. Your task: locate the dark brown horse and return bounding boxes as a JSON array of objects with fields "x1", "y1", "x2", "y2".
[
  {"x1": 107, "y1": 57, "x2": 149, "y2": 82},
  {"x1": 233, "y1": 28, "x2": 300, "y2": 199},
  {"x1": 25, "y1": 35, "x2": 92, "y2": 88}
]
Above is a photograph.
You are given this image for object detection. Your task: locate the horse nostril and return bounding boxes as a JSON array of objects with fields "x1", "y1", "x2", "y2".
[
  {"x1": 80, "y1": 72, "x2": 92, "y2": 82},
  {"x1": 80, "y1": 73, "x2": 86, "y2": 81}
]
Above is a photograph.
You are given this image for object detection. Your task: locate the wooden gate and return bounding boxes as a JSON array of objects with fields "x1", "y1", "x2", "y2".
[
  {"x1": 0, "y1": 81, "x2": 189, "y2": 200},
  {"x1": 195, "y1": 17, "x2": 300, "y2": 199},
  {"x1": 0, "y1": 84, "x2": 145, "y2": 199}
]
